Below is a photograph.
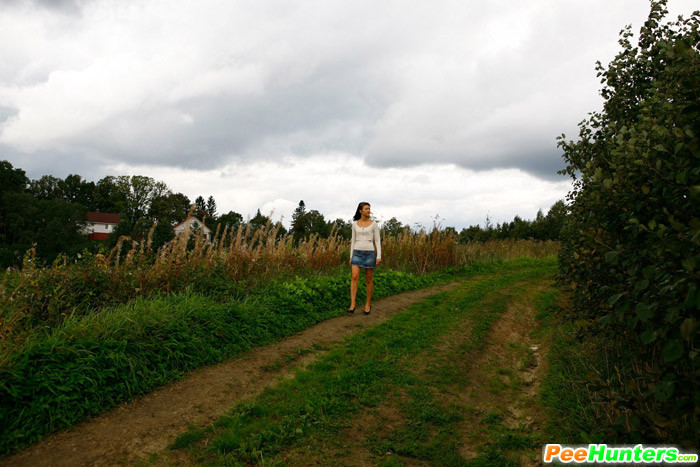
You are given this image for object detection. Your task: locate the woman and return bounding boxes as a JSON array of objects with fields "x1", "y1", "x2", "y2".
[{"x1": 347, "y1": 202, "x2": 382, "y2": 315}]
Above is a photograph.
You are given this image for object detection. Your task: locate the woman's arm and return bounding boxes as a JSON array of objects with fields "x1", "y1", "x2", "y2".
[
  {"x1": 374, "y1": 222, "x2": 382, "y2": 260},
  {"x1": 350, "y1": 221, "x2": 356, "y2": 257}
]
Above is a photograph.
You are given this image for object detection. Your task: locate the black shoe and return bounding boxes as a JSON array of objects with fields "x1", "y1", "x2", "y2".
[
  {"x1": 347, "y1": 307, "x2": 355, "y2": 313},
  {"x1": 363, "y1": 307, "x2": 371, "y2": 315}
]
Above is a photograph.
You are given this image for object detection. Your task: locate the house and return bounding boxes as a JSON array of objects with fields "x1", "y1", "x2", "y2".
[
  {"x1": 172, "y1": 216, "x2": 212, "y2": 237},
  {"x1": 83, "y1": 212, "x2": 120, "y2": 240}
]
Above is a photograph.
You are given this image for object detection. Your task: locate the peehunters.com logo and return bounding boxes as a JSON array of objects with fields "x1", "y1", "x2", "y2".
[{"x1": 543, "y1": 444, "x2": 699, "y2": 464}]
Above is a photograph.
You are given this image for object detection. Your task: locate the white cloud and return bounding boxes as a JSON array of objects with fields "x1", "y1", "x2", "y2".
[
  {"x1": 107, "y1": 153, "x2": 571, "y2": 230},
  {"x1": 0, "y1": 0, "x2": 696, "y2": 227}
]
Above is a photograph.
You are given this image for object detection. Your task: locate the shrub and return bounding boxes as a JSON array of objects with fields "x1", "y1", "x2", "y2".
[{"x1": 557, "y1": 0, "x2": 699, "y2": 443}]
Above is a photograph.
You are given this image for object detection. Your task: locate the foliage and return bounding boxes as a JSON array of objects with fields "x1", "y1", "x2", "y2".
[
  {"x1": 383, "y1": 216, "x2": 406, "y2": 237},
  {"x1": 557, "y1": 1, "x2": 699, "y2": 443},
  {"x1": 291, "y1": 200, "x2": 333, "y2": 243},
  {"x1": 0, "y1": 161, "x2": 29, "y2": 195},
  {"x1": 148, "y1": 192, "x2": 191, "y2": 225},
  {"x1": 0, "y1": 260, "x2": 513, "y2": 455},
  {"x1": 0, "y1": 192, "x2": 89, "y2": 267},
  {"x1": 458, "y1": 200, "x2": 568, "y2": 242}
]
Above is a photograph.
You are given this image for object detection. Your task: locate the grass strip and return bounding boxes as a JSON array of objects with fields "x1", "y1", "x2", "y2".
[
  {"x1": 172, "y1": 258, "x2": 556, "y2": 465},
  {"x1": 537, "y1": 287, "x2": 612, "y2": 444},
  {"x1": 0, "y1": 260, "x2": 511, "y2": 456}
]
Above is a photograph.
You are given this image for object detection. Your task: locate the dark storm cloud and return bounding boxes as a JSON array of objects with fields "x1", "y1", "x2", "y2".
[
  {"x1": 0, "y1": 143, "x2": 110, "y2": 182},
  {"x1": 365, "y1": 144, "x2": 567, "y2": 181},
  {"x1": 71, "y1": 61, "x2": 390, "y2": 171},
  {"x1": 2, "y1": 0, "x2": 694, "y2": 184}
]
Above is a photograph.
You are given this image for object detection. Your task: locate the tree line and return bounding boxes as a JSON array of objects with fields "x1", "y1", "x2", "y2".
[{"x1": 0, "y1": 160, "x2": 567, "y2": 268}]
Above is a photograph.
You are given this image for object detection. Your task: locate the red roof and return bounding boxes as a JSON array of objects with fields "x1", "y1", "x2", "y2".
[{"x1": 86, "y1": 212, "x2": 120, "y2": 224}]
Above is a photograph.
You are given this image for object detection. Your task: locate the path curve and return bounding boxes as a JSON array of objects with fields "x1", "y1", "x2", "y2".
[{"x1": 2, "y1": 280, "x2": 464, "y2": 467}]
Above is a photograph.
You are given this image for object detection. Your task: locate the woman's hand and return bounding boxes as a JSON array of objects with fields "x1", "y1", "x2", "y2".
[{"x1": 376, "y1": 258, "x2": 382, "y2": 265}]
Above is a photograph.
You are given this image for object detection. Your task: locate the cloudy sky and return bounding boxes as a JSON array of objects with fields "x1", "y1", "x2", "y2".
[{"x1": 0, "y1": 0, "x2": 696, "y2": 229}]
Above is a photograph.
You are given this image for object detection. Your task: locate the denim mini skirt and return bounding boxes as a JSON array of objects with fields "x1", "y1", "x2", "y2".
[{"x1": 351, "y1": 249, "x2": 377, "y2": 269}]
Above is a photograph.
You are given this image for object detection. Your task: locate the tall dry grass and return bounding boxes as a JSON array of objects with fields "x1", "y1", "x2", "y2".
[
  {"x1": 0, "y1": 220, "x2": 558, "y2": 342},
  {"x1": 457, "y1": 238, "x2": 560, "y2": 264}
]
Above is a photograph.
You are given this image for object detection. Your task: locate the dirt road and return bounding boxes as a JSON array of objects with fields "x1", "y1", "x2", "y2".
[{"x1": 2, "y1": 281, "x2": 463, "y2": 467}]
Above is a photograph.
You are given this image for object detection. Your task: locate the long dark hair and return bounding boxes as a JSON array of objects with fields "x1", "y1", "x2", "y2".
[{"x1": 353, "y1": 202, "x2": 370, "y2": 221}]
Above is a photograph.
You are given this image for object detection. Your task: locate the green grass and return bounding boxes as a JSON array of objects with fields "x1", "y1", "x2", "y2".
[
  {"x1": 536, "y1": 287, "x2": 610, "y2": 444},
  {"x1": 170, "y1": 258, "x2": 557, "y2": 465},
  {"x1": 0, "y1": 261, "x2": 499, "y2": 456}
]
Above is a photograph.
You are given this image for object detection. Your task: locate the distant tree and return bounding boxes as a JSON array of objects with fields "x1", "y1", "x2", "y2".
[
  {"x1": 306, "y1": 210, "x2": 329, "y2": 238},
  {"x1": 206, "y1": 195, "x2": 217, "y2": 219},
  {"x1": 509, "y1": 215, "x2": 530, "y2": 239},
  {"x1": 94, "y1": 176, "x2": 127, "y2": 213},
  {"x1": 0, "y1": 160, "x2": 29, "y2": 195},
  {"x1": 458, "y1": 225, "x2": 484, "y2": 242},
  {"x1": 218, "y1": 210, "x2": 244, "y2": 231},
  {"x1": 382, "y1": 217, "x2": 406, "y2": 237},
  {"x1": 150, "y1": 220, "x2": 176, "y2": 251},
  {"x1": 33, "y1": 198, "x2": 89, "y2": 261},
  {"x1": 194, "y1": 195, "x2": 207, "y2": 220},
  {"x1": 331, "y1": 218, "x2": 351, "y2": 239},
  {"x1": 290, "y1": 200, "x2": 310, "y2": 243},
  {"x1": 29, "y1": 175, "x2": 62, "y2": 200},
  {"x1": 543, "y1": 200, "x2": 568, "y2": 241},
  {"x1": 0, "y1": 192, "x2": 87, "y2": 266},
  {"x1": 122, "y1": 175, "x2": 170, "y2": 223},
  {"x1": 249, "y1": 209, "x2": 270, "y2": 230},
  {"x1": 149, "y1": 192, "x2": 191, "y2": 225},
  {"x1": 60, "y1": 174, "x2": 95, "y2": 207},
  {"x1": 0, "y1": 161, "x2": 31, "y2": 264}
]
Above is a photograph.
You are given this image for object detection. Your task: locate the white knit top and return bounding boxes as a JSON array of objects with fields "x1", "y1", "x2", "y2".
[{"x1": 350, "y1": 220, "x2": 381, "y2": 259}]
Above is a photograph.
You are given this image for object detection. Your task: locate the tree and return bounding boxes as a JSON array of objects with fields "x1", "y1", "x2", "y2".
[
  {"x1": 331, "y1": 218, "x2": 351, "y2": 239},
  {"x1": 150, "y1": 220, "x2": 176, "y2": 251},
  {"x1": 94, "y1": 176, "x2": 128, "y2": 213},
  {"x1": 28, "y1": 175, "x2": 62, "y2": 200},
  {"x1": 194, "y1": 195, "x2": 207, "y2": 220},
  {"x1": 290, "y1": 200, "x2": 309, "y2": 243},
  {"x1": 382, "y1": 217, "x2": 406, "y2": 237},
  {"x1": 206, "y1": 196, "x2": 217, "y2": 219},
  {"x1": 218, "y1": 210, "x2": 244, "y2": 231},
  {"x1": 542, "y1": 200, "x2": 568, "y2": 240},
  {"x1": 306, "y1": 210, "x2": 329, "y2": 237},
  {"x1": 0, "y1": 192, "x2": 87, "y2": 266},
  {"x1": 122, "y1": 175, "x2": 170, "y2": 223},
  {"x1": 59, "y1": 174, "x2": 95, "y2": 207},
  {"x1": 0, "y1": 160, "x2": 29, "y2": 195},
  {"x1": 557, "y1": 1, "x2": 699, "y2": 442},
  {"x1": 149, "y1": 192, "x2": 191, "y2": 225},
  {"x1": 249, "y1": 209, "x2": 270, "y2": 230}
]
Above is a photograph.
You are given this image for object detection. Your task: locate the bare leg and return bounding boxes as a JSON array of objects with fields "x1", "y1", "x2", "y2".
[
  {"x1": 350, "y1": 265, "x2": 360, "y2": 309},
  {"x1": 364, "y1": 267, "x2": 374, "y2": 312}
]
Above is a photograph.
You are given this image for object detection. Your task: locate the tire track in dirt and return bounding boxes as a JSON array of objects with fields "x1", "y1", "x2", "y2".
[
  {"x1": 454, "y1": 279, "x2": 551, "y2": 466},
  {"x1": 291, "y1": 277, "x2": 552, "y2": 466},
  {"x1": 2, "y1": 280, "x2": 465, "y2": 467}
]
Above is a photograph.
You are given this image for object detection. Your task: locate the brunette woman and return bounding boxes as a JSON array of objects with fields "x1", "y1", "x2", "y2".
[{"x1": 347, "y1": 202, "x2": 382, "y2": 315}]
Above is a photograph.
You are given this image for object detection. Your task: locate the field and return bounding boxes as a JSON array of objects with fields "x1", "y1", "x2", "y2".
[
  {"x1": 2, "y1": 254, "x2": 582, "y2": 466},
  {"x1": 0, "y1": 227, "x2": 574, "y2": 464}
]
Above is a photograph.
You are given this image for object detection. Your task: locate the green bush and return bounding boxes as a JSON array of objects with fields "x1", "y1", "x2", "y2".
[{"x1": 557, "y1": 0, "x2": 699, "y2": 443}]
